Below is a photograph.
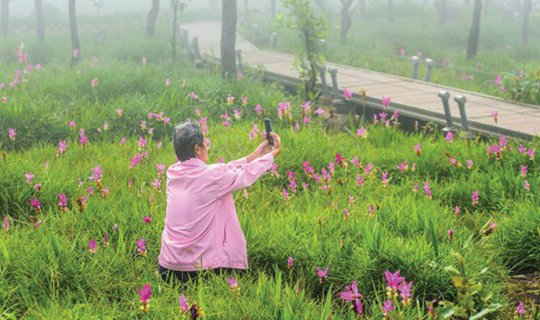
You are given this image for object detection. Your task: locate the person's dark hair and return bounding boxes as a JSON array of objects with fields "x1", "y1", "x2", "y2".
[{"x1": 173, "y1": 119, "x2": 204, "y2": 161}]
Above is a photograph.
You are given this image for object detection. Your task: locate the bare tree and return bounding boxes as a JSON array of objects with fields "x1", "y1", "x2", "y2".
[
  {"x1": 69, "y1": 0, "x2": 80, "y2": 66},
  {"x1": 388, "y1": 0, "x2": 394, "y2": 24},
  {"x1": 359, "y1": 0, "x2": 366, "y2": 17},
  {"x1": 221, "y1": 0, "x2": 237, "y2": 79},
  {"x1": 1, "y1": 0, "x2": 8, "y2": 36},
  {"x1": 146, "y1": 0, "x2": 160, "y2": 36},
  {"x1": 340, "y1": 0, "x2": 356, "y2": 43},
  {"x1": 466, "y1": 0, "x2": 482, "y2": 60},
  {"x1": 434, "y1": 0, "x2": 448, "y2": 25},
  {"x1": 270, "y1": 0, "x2": 276, "y2": 18},
  {"x1": 172, "y1": 0, "x2": 179, "y2": 63},
  {"x1": 522, "y1": 0, "x2": 532, "y2": 47},
  {"x1": 35, "y1": 0, "x2": 45, "y2": 42}
]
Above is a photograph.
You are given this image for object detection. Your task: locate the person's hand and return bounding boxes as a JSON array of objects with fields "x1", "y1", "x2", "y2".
[{"x1": 269, "y1": 132, "x2": 281, "y2": 158}]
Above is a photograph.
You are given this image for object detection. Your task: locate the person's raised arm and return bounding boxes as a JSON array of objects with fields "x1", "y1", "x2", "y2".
[{"x1": 214, "y1": 133, "x2": 281, "y2": 198}]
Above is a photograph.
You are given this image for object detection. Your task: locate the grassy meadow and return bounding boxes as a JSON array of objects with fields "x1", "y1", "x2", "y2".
[{"x1": 0, "y1": 8, "x2": 539, "y2": 320}]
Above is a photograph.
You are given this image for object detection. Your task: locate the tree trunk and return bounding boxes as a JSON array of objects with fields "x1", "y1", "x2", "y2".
[
  {"x1": 270, "y1": 0, "x2": 276, "y2": 18},
  {"x1": 221, "y1": 0, "x2": 237, "y2": 80},
  {"x1": 466, "y1": 0, "x2": 482, "y2": 60},
  {"x1": 35, "y1": 0, "x2": 45, "y2": 42},
  {"x1": 146, "y1": 0, "x2": 160, "y2": 37},
  {"x1": 172, "y1": 0, "x2": 178, "y2": 63},
  {"x1": 340, "y1": 0, "x2": 354, "y2": 43},
  {"x1": 359, "y1": 0, "x2": 366, "y2": 17},
  {"x1": 1, "y1": 0, "x2": 8, "y2": 36},
  {"x1": 388, "y1": 0, "x2": 394, "y2": 24},
  {"x1": 69, "y1": 0, "x2": 80, "y2": 66},
  {"x1": 244, "y1": 0, "x2": 248, "y2": 15},
  {"x1": 522, "y1": 0, "x2": 531, "y2": 47},
  {"x1": 437, "y1": 0, "x2": 448, "y2": 25}
]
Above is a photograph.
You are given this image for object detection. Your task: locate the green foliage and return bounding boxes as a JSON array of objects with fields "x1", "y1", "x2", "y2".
[
  {"x1": 439, "y1": 252, "x2": 502, "y2": 319},
  {"x1": 282, "y1": 0, "x2": 328, "y2": 100},
  {"x1": 501, "y1": 69, "x2": 540, "y2": 105}
]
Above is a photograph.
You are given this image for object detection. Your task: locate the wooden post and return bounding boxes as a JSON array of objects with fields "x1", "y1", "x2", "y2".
[
  {"x1": 35, "y1": 0, "x2": 45, "y2": 42},
  {"x1": 69, "y1": 0, "x2": 80, "y2": 66}
]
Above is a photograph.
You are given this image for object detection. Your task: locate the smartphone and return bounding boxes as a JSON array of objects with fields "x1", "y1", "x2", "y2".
[{"x1": 264, "y1": 118, "x2": 274, "y2": 146}]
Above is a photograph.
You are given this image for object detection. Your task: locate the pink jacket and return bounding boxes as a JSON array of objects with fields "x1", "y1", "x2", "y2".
[{"x1": 158, "y1": 152, "x2": 274, "y2": 271}]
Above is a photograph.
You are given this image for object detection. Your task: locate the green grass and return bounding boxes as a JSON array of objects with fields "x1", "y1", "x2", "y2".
[{"x1": 1, "y1": 11, "x2": 539, "y2": 320}]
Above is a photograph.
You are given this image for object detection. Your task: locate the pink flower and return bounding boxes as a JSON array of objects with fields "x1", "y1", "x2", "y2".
[
  {"x1": 369, "y1": 204, "x2": 375, "y2": 215},
  {"x1": 524, "y1": 180, "x2": 531, "y2": 191},
  {"x1": 165, "y1": 78, "x2": 171, "y2": 87},
  {"x1": 397, "y1": 161, "x2": 409, "y2": 172},
  {"x1": 113, "y1": 224, "x2": 118, "y2": 232},
  {"x1": 24, "y1": 172, "x2": 34, "y2": 185},
  {"x1": 189, "y1": 91, "x2": 198, "y2": 101},
  {"x1": 343, "y1": 209, "x2": 350, "y2": 219},
  {"x1": 520, "y1": 165, "x2": 528, "y2": 177},
  {"x1": 339, "y1": 280, "x2": 362, "y2": 302},
  {"x1": 314, "y1": 107, "x2": 325, "y2": 116},
  {"x1": 254, "y1": 104, "x2": 262, "y2": 115},
  {"x1": 241, "y1": 96, "x2": 247, "y2": 106},
  {"x1": 226, "y1": 94, "x2": 234, "y2": 105},
  {"x1": 364, "y1": 163, "x2": 373, "y2": 175},
  {"x1": 179, "y1": 295, "x2": 189, "y2": 313},
  {"x1": 316, "y1": 266, "x2": 328, "y2": 284},
  {"x1": 152, "y1": 179, "x2": 161, "y2": 189},
  {"x1": 445, "y1": 131, "x2": 453, "y2": 143},
  {"x1": 69, "y1": 120, "x2": 76, "y2": 128},
  {"x1": 136, "y1": 238, "x2": 147, "y2": 255},
  {"x1": 156, "y1": 163, "x2": 166, "y2": 175},
  {"x1": 343, "y1": 88, "x2": 353, "y2": 100},
  {"x1": 382, "y1": 172, "x2": 389, "y2": 187},
  {"x1": 301, "y1": 101, "x2": 311, "y2": 111},
  {"x1": 90, "y1": 165, "x2": 102, "y2": 182},
  {"x1": 382, "y1": 300, "x2": 394, "y2": 317},
  {"x1": 282, "y1": 256, "x2": 292, "y2": 270},
  {"x1": 491, "y1": 111, "x2": 499, "y2": 124},
  {"x1": 57, "y1": 140, "x2": 67, "y2": 155},
  {"x1": 90, "y1": 78, "x2": 99, "y2": 88},
  {"x1": 398, "y1": 281, "x2": 413, "y2": 305},
  {"x1": 499, "y1": 135, "x2": 507, "y2": 148},
  {"x1": 527, "y1": 148, "x2": 535, "y2": 160},
  {"x1": 58, "y1": 193, "x2": 68, "y2": 210},
  {"x1": 381, "y1": 96, "x2": 391, "y2": 108},
  {"x1": 1, "y1": 96, "x2": 6, "y2": 104},
  {"x1": 454, "y1": 206, "x2": 460, "y2": 217},
  {"x1": 448, "y1": 229, "x2": 454, "y2": 241},
  {"x1": 516, "y1": 302, "x2": 526, "y2": 316},
  {"x1": 3, "y1": 216, "x2": 9, "y2": 231},
  {"x1": 495, "y1": 75, "x2": 503, "y2": 86},
  {"x1": 414, "y1": 143, "x2": 422, "y2": 156},
  {"x1": 129, "y1": 153, "x2": 144, "y2": 169},
  {"x1": 88, "y1": 239, "x2": 97, "y2": 254},
  {"x1": 137, "y1": 284, "x2": 152, "y2": 304},
  {"x1": 471, "y1": 190, "x2": 479, "y2": 206},
  {"x1": 8, "y1": 128, "x2": 16, "y2": 141},
  {"x1": 467, "y1": 159, "x2": 473, "y2": 170},
  {"x1": 356, "y1": 127, "x2": 367, "y2": 138},
  {"x1": 103, "y1": 232, "x2": 109, "y2": 247},
  {"x1": 423, "y1": 181, "x2": 432, "y2": 200},
  {"x1": 282, "y1": 188, "x2": 290, "y2": 202},
  {"x1": 385, "y1": 270, "x2": 405, "y2": 291},
  {"x1": 227, "y1": 277, "x2": 238, "y2": 289},
  {"x1": 143, "y1": 215, "x2": 152, "y2": 224},
  {"x1": 29, "y1": 198, "x2": 41, "y2": 210},
  {"x1": 350, "y1": 155, "x2": 360, "y2": 168},
  {"x1": 34, "y1": 220, "x2": 42, "y2": 229},
  {"x1": 518, "y1": 144, "x2": 526, "y2": 155}
]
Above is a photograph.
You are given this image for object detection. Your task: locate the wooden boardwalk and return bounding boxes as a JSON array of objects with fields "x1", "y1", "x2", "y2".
[{"x1": 184, "y1": 21, "x2": 539, "y2": 140}]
